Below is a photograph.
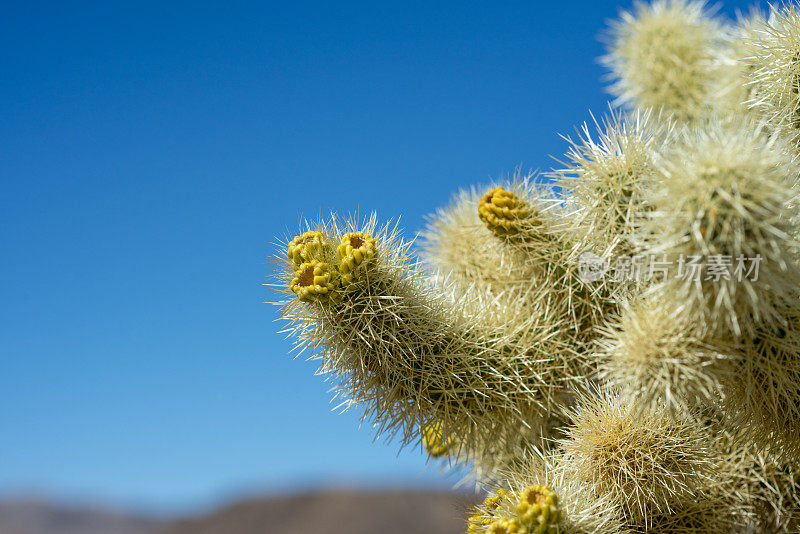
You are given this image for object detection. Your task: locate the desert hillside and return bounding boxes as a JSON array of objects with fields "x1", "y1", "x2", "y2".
[
  {"x1": 0, "y1": 490, "x2": 480, "y2": 534},
  {"x1": 0, "y1": 499, "x2": 156, "y2": 534},
  {"x1": 160, "y1": 490, "x2": 479, "y2": 534}
]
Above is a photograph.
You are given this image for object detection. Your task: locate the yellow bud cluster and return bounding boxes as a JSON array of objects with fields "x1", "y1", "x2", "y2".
[
  {"x1": 286, "y1": 231, "x2": 380, "y2": 302},
  {"x1": 337, "y1": 231, "x2": 377, "y2": 283},
  {"x1": 516, "y1": 486, "x2": 560, "y2": 534},
  {"x1": 468, "y1": 490, "x2": 509, "y2": 533},
  {"x1": 468, "y1": 486, "x2": 560, "y2": 534},
  {"x1": 287, "y1": 231, "x2": 330, "y2": 266},
  {"x1": 290, "y1": 260, "x2": 340, "y2": 303},
  {"x1": 421, "y1": 421, "x2": 456, "y2": 458},
  {"x1": 478, "y1": 187, "x2": 539, "y2": 238},
  {"x1": 488, "y1": 518, "x2": 523, "y2": 534}
]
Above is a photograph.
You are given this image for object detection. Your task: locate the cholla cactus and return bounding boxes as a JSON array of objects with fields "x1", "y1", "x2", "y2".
[
  {"x1": 747, "y1": 2, "x2": 800, "y2": 149},
  {"x1": 602, "y1": 0, "x2": 726, "y2": 120},
  {"x1": 597, "y1": 296, "x2": 735, "y2": 416},
  {"x1": 272, "y1": 1, "x2": 800, "y2": 532}
]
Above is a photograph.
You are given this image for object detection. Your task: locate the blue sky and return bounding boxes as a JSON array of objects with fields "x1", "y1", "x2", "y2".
[{"x1": 0, "y1": 0, "x2": 768, "y2": 514}]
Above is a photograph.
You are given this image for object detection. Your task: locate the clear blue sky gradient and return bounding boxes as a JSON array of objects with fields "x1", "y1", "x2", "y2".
[{"x1": 0, "y1": 0, "x2": 769, "y2": 513}]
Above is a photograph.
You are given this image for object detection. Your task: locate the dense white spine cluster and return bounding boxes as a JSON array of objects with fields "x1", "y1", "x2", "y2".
[{"x1": 274, "y1": 1, "x2": 800, "y2": 532}]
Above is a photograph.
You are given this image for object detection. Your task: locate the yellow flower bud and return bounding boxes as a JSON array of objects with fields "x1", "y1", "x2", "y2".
[
  {"x1": 290, "y1": 260, "x2": 340, "y2": 303},
  {"x1": 337, "y1": 231, "x2": 377, "y2": 283},
  {"x1": 421, "y1": 421, "x2": 456, "y2": 458},
  {"x1": 478, "y1": 186, "x2": 539, "y2": 239},
  {"x1": 287, "y1": 231, "x2": 330, "y2": 266}
]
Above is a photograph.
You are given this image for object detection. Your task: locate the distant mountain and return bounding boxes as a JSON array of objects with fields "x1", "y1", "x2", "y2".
[
  {"x1": 158, "y1": 490, "x2": 479, "y2": 534},
  {"x1": 0, "y1": 490, "x2": 480, "y2": 534},
  {"x1": 0, "y1": 499, "x2": 156, "y2": 534}
]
